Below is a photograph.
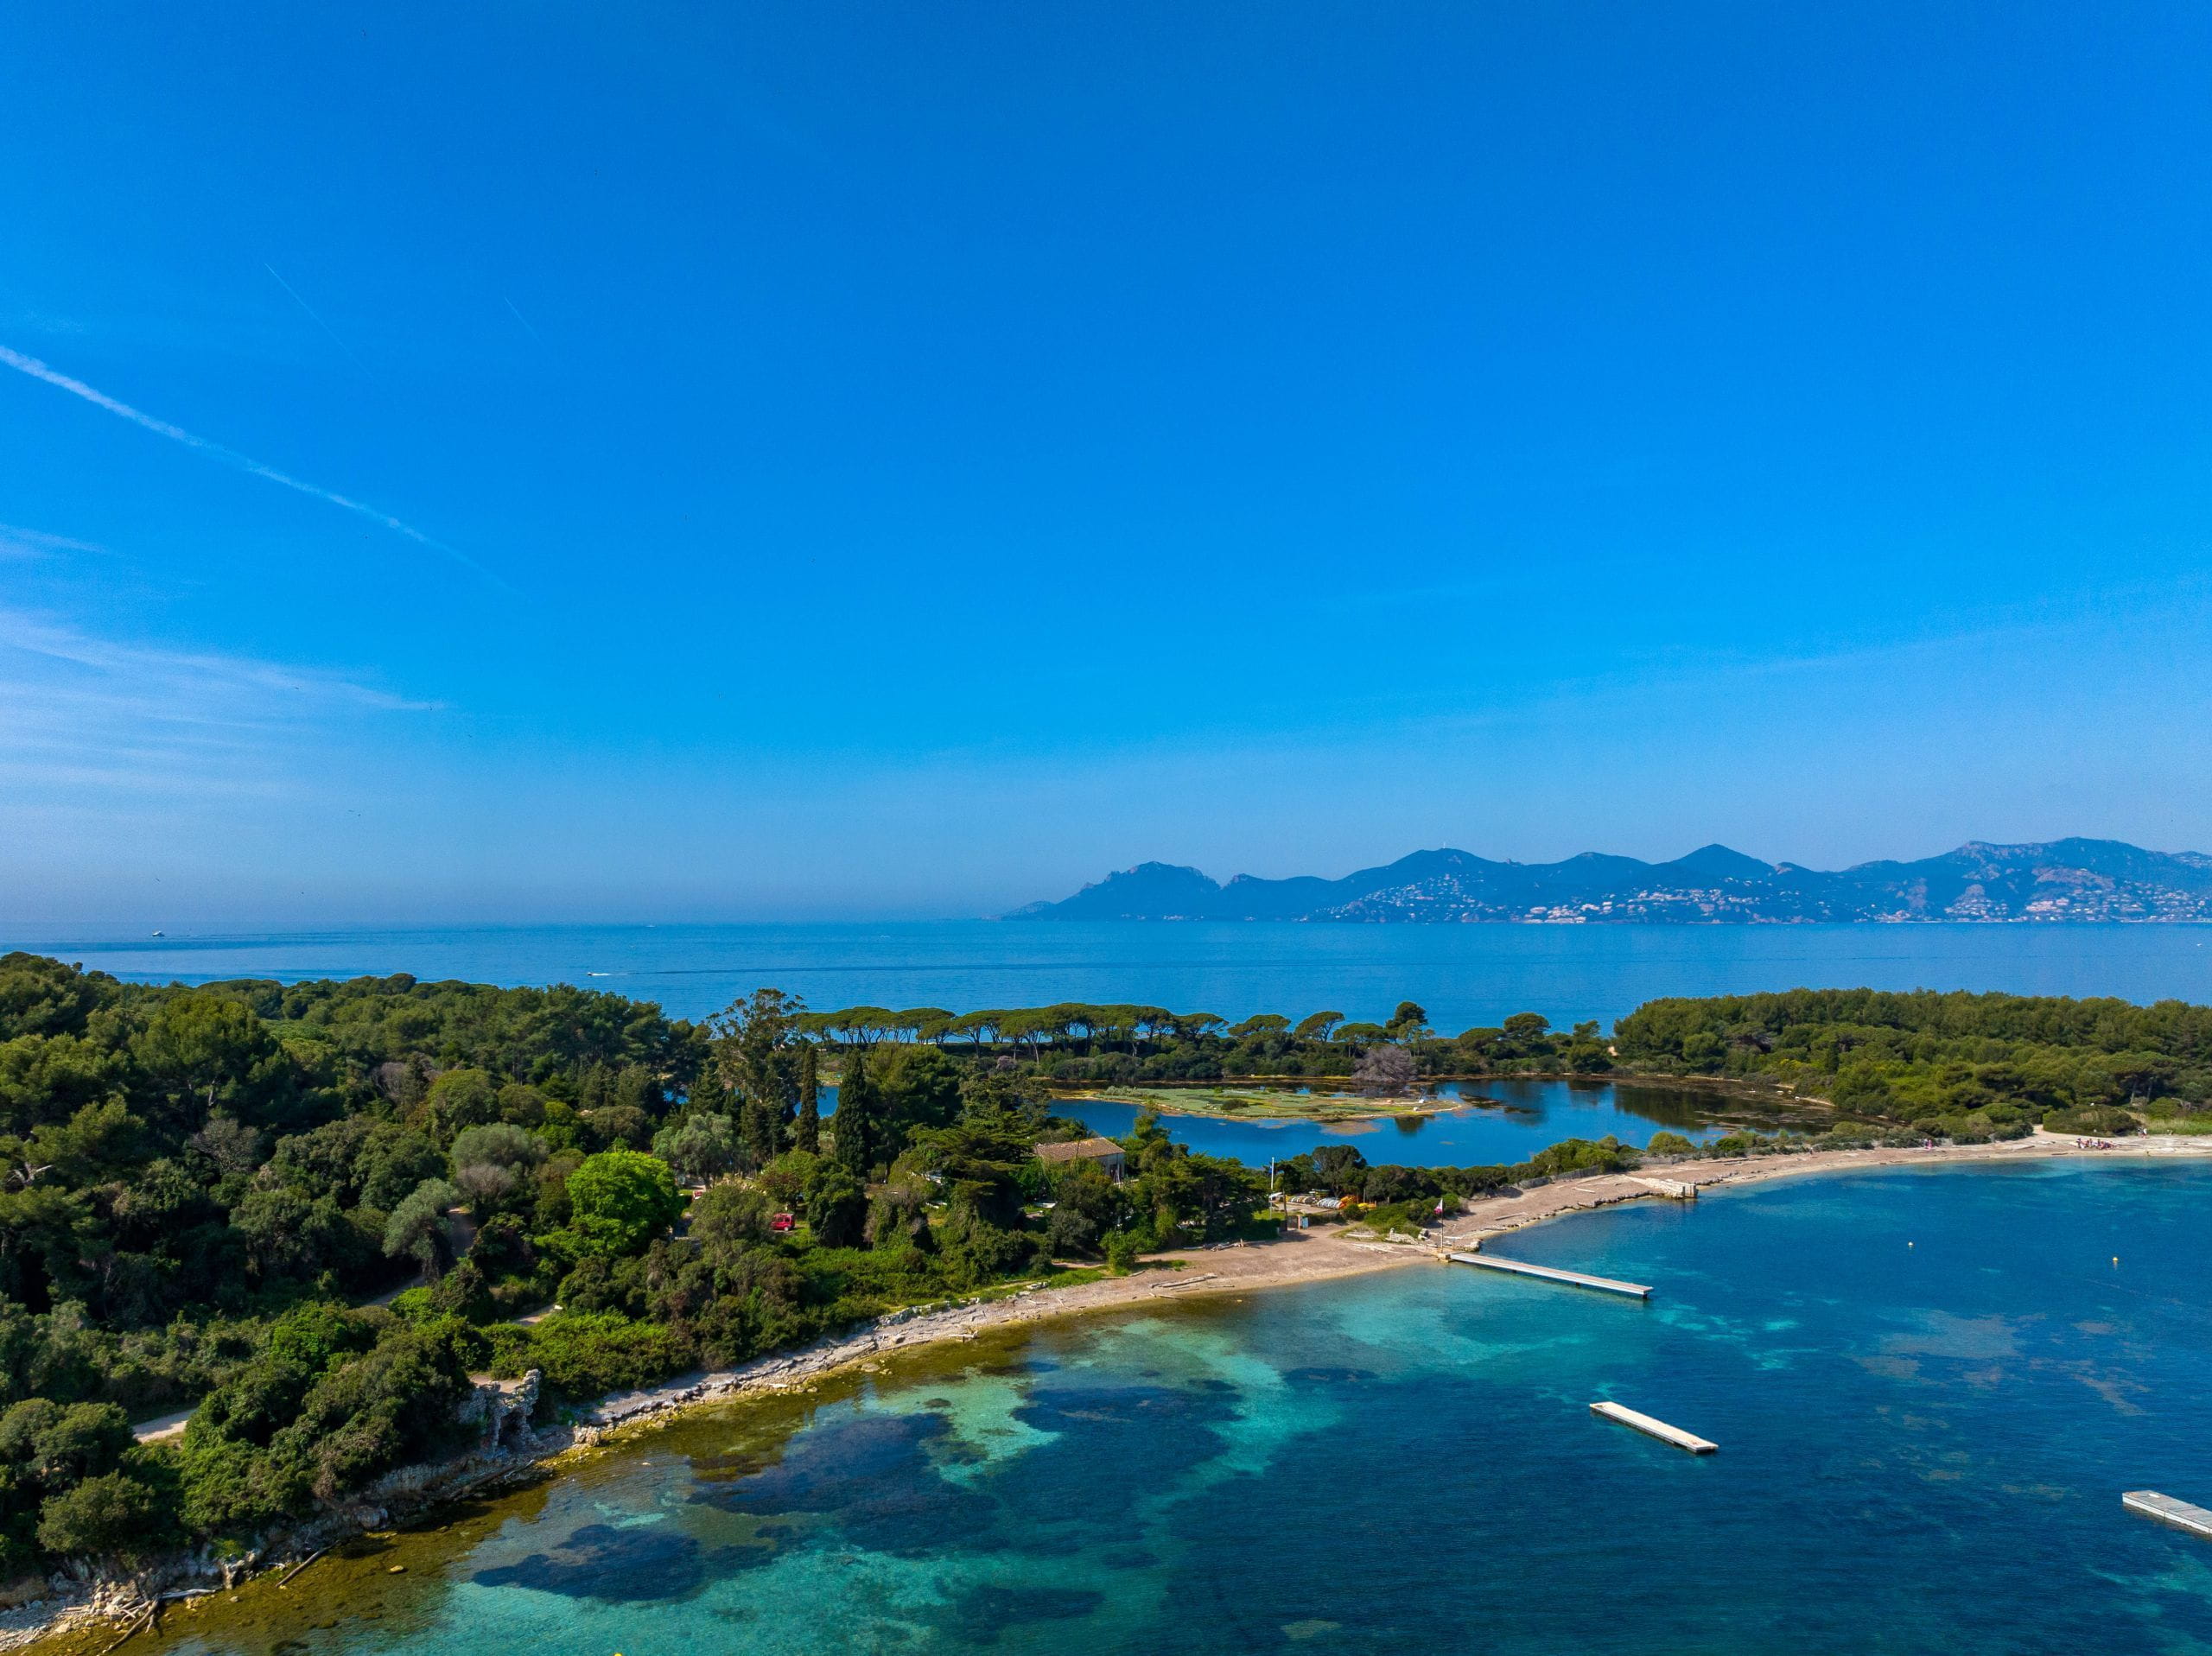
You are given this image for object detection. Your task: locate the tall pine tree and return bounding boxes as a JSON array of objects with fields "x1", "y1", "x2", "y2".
[
  {"x1": 711, "y1": 987, "x2": 804, "y2": 1171},
  {"x1": 796, "y1": 1044, "x2": 821, "y2": 1154},
  {"x1": 833, "y1": 1049, "x2": 876, "y2": 1177}
]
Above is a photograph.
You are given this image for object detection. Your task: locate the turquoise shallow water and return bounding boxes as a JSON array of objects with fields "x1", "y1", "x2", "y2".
[{"x1": 150, "y1": 1162, "x2": 2212, "y2": 1655}]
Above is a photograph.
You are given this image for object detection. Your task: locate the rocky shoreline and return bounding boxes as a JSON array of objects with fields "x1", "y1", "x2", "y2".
[{"x1": 12, "y1": 1128, "x2": 2209, "y2": 1651}]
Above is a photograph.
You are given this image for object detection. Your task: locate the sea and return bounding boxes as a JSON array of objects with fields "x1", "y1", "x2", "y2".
[
  {"x1": 14, "y1": 918, "x2": 2212, "y2": 1031},
  {"x1": 135, "y1": 1160, "x2": 2212, "y2": 1655},
  {"x1": 19, "y1": 919, "x2": 2205, "y2": 1167}
]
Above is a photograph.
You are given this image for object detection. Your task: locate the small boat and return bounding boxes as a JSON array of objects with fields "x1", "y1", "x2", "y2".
[{"x1": 150, "y1": 930, "x2": 163, "y2": 937}]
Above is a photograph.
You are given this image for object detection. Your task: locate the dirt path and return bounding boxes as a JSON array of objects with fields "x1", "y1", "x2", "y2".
[{"x1": 20, "y1": 1130, "x2": 2211, "y2": 1651}]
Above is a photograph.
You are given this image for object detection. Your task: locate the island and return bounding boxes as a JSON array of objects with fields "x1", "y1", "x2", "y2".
[{"x1": 0, "y1": 949, "x2": 2203, "y2": 1640}]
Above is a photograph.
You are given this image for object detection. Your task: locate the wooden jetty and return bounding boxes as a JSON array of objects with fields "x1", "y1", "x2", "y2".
[
  {"x1": 2124, "y1": 1491, "x2": 2212, "y2": 1539},
  {"x1": 1445, "y1": 1251, "x2": 1652, "y2": 1299},
  {"x1": 1590, "y1": 1400, "x2": 1716, "y2": 1454}
]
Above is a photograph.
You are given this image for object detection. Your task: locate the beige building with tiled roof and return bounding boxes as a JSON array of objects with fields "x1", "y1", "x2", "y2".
[{"x1": 1033, "y1": 1136, "x2": 1126, "y2": 1179}]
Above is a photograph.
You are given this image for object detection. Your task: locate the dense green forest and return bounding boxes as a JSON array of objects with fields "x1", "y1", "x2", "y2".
[
  {"x1": 0, "y1": 955, "x2": 1270, "y2": 1574},
  {"x1": 2, "y1": 953, "x2": 2203, "y2": 1575},
  {"x1": 1611, "y1": 988, "x2": 2212, "y2": 1138}
]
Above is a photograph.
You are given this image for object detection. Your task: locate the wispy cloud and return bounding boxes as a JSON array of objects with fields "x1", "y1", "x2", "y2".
[
  {"x1": 0, "y1": 610, "x2": 438, "y2": 714},
  {"x1": 0, "y1": 343, "x2": 511, "y2": 592},
  {"x1": 0, "y1": 606, "x2": 439, "y2": 806},
  {"x1": 0, "y1": 523, "x2": 105, "y2": 560}
]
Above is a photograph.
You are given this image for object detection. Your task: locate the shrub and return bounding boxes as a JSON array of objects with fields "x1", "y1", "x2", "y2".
[
  {"x1": 691, "y1": 1181, "x2": 773, "y2": 1251},
  {"x1": 1359, "y1": 1199, "x2": 1435, "y2": 1237},
  {"x1": 270, "y1": 1320, "x2": 476, "y2": 1502},
  {"x1": 2044, "y1": 1104, "x2": 2140, "y2": 1135},
  {"x1": 467, "y1": 1213, "x2": 536, "y2": 1281},
  {"x1": 1522, "y1": 1137, "x2": 1633, "y2": 1177},
  {"x1": 937, "y1": 1209, "x2": 1042, "y2": 1286},
  {"x1": 1044, "y1": 1203, "x2": 1100, "y2": 1258},
  {"x1": 523, "y1": 1313, "x2": 692, "y2": 1399},
  {"x1": 804, "y1": 1166, "x2": 868, "y2": 1249},
  {"x1": 867, "y1": 1181, "x2": 934, "y2": 1252},
  {"x1": 35, "y1": 1469, "x2": 164, "y2": 1560},
  {"x1": 387, "y1": 1287, "x2": 435, "y2": 1322},
  {"x1": 427, "y1": 1260, "x2": 494, "y2": 1323}
]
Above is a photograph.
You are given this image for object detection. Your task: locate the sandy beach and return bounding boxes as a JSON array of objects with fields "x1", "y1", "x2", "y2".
[
  {"x1": 575, "y1": 1126, "x2": 2212, "y2": 1443},
  {"x1": 11, "y1": 1128, "x2": 2211, "y2": 1652}
]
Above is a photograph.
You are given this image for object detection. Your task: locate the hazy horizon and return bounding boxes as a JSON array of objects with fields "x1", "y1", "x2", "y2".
[{"x1": 9, "y1": 831, "x2": 2212, "y2": 929}]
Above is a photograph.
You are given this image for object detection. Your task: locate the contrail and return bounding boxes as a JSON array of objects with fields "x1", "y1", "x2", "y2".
[
  {"x1": 264, "y1": 263, "x2": 377, "y2": 382},
  {"x1": 503, "y1": 295, "x2": 549, "y2": 350},
  {"x1": 0, "y1": 343, "x2": 510, "y2": 591}
]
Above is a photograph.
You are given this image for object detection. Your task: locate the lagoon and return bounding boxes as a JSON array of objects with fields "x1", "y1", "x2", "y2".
[
  {"x1": 137, "y1": 1161, "x2": 2212, "y2": 1656},
  {"x1": 1056, "y1": 1078, "x2": 1743, "y2": 1165}
]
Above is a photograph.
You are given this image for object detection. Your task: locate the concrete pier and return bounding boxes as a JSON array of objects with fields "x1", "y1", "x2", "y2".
[
  {"x1": 2125, "y1": 1491, "x2": 2212, "y2": 1539},
  {"x1": 1446, "y1": 1251, "x2": 1652, "y2": 1299},
  {"x1": 1590, "y1": 1400, "x2": 1716, "y2": 1454}
]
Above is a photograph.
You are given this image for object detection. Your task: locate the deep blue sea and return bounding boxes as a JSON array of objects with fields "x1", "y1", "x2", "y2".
[
  {"x1": 147, "y1": 1161, "x2": 2212, "y2": 1655},
  {"x1": 12, "y1": 920, "x2": 2211, "y2": 1030}
]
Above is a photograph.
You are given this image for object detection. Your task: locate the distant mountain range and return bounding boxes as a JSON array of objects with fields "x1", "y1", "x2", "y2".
[{"x1": 1007, "y1": 839, "x2": 2212, "y2": 923}]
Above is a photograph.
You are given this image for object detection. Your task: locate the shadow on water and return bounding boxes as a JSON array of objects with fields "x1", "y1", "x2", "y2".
[
  {"x1": 932, "y1": 1584, "x2": 1103, "y2": 1646},
  {"x1": 471, "y1": 1521, "x2": 709, "y2": 1601},
  {"x1": 693, "y1": 1410, "x2": 1000, "y2": 1553},
  {"x1": 78, "y1": 1164, "x2": 2212, "y2": 1656}
]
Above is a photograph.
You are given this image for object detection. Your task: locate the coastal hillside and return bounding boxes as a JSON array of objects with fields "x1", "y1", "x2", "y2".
[{"x1": 1007, "y1": 839, "x2": 2212, "y2": 923}]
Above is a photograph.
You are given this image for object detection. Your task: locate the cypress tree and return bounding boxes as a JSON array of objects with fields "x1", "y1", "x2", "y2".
[
  {"x1": 739, "y1": 1094, "x2": 782, "y2": 1170},
  {"x1": 834, "y1": 1050, "x2": 876, "y2": 1177},
  {"x1": 796, "y1": 1044, "x2": 821, "y2": 1154}
]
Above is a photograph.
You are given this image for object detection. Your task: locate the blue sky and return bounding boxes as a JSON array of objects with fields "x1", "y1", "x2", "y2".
[{"x1": 4, "y1": 2, "x2": 2211, "y2": 921}]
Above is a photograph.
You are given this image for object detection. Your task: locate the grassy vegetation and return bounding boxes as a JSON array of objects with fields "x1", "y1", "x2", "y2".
[{"x1": 1052, "y1": 1084, "x2": 1449, "y2": 1120}]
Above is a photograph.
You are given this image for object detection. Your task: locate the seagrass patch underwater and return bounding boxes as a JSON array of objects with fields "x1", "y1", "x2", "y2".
[{"x1": 108, "y1": 1162, "x2": 2212, "y2": 1656}]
